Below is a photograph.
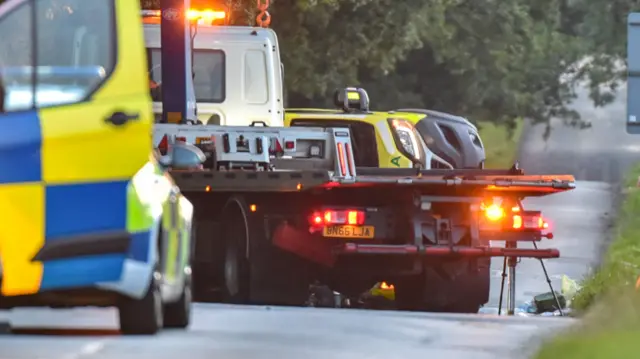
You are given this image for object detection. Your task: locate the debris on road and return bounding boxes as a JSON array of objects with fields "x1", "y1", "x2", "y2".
[
  {"x1": 534, "y1": 291, "x2": 567, "y2": 313},
  {"x1": 517, "y1": 275, "x2": 580, "y2": 316},
  {"x1": 306, "y1": 282, "x2": 347, "y2": 308},
  {"x1": 356, "y1": 282, "x2": 396, "y2": 310},
  {"x1": 305, "y1": 276, "x2": 584, "y2": 316},
  {"x1": 306, "y1": 281, "x2": 397, "y2": 310}
]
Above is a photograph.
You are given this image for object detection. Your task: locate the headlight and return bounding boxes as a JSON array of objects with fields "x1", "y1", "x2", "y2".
[{"x1": 387, "y1": 118, "x2": 425, "y2": 167}]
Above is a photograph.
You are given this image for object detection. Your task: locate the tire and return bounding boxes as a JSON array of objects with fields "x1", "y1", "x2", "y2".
[
  {"x1": 118, "y1": 271, "x2": 163, "y2": 335},
  {"x1": 163, "y1": 272, "x2": 192, "y2": 329},
  {"x1": 220, "y1": 197, "x2": 310, "y2": 306},
  {"x1": 220, "y1": 202, "x2": 251, "y2": 304},
  {"x1": 395, "y1": 258, "x2": 490, "y2": 314}
]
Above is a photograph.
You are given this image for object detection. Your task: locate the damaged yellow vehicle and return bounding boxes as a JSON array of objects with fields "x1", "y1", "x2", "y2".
[{"x1": 285, "y1": 87, "x2": 486, "y2": 170}]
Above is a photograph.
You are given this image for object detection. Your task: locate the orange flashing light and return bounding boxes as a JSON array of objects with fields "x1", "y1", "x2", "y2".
[
  {"x1": 142, "y1": 8, "x2": 226, "y2": 24},
  {"x1": 187, "y1": 9, "x2": 226, "y2": 22},
  {"x1": 484, "y1": 204, "x2": 505, "y2": 221}
]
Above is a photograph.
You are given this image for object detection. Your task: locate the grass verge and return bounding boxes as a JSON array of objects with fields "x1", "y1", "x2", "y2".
[
  {"x1": 477, "y1": 119, "x2": 524, "y2": 169},
  {"x1": 533, "y1": 164, "x2": 640, "y2": 359}
]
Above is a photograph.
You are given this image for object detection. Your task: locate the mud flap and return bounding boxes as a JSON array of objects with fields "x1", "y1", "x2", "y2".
[{"x1": 248, "y1": 221, "x2": 316, "y2": 306}]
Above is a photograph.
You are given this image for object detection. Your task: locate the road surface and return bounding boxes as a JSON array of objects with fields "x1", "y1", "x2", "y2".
[
  {"x1": 485, "y1": 81, "x2": 635, "y2": 312},
  {"x1": 0, "y1": 83, "x2": 633, "y2": 359}
]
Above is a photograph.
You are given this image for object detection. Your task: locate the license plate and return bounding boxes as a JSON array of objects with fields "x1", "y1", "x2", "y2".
[{"x1": 323, "y1": 225, "x2": 375, "y2": 239}]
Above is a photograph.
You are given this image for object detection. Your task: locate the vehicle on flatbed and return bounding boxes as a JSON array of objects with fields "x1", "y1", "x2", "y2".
[{"x1": 285, "y1": 89, "x2": 485, "y2": 170}]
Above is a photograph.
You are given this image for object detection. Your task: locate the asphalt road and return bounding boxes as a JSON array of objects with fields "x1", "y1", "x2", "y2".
[
  {"x1": 0, "y1": 83, "x2": 633, "y2": 359},
  {"x1": 483, "y1": 80, "x2": 635, "y2": 313}
]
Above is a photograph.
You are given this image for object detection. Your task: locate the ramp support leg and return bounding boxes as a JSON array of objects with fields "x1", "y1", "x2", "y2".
[
  {"x1": 507, "y1": 254, "x2": 517, "y2": 315},
  {"x1": 533, "y1": 241, "x2": 564, "y2": 316},
  {"x1": 498, "y1": 256, "x2": 507, "y2": 315}
]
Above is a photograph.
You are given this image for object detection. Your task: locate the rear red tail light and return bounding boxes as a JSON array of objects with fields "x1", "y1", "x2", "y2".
[
  {"x1": 310, "y1": 209, "x2": 365, "y2": 226},
  {"x1": 512, "y1": 212, "x2": 548, "y2": 230}
]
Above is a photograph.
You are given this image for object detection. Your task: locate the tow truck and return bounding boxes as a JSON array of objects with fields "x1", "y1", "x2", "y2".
[{"x1": 150, "y1": 0, "x2": 576, "y2": 313}]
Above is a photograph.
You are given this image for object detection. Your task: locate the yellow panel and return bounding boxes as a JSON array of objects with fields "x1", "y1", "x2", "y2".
[
  {"x1": 163, "y1": 201, "x2": 178, "y2": 281},
  {"x1": 94, "y1": 0, "x2": 149, "y2": 102},
  {"x1": 40, "y1": 0, "x2": 153, "y2": 184},
  {"x1": 40, "y1": 102, "x2": 152, "y2": 184},
  {"x1": 0, "y1": 183, "x2": 44, "y2": 295}
]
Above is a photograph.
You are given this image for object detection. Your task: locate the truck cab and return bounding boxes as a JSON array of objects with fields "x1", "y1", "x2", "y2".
[{"x1": 143, "y1": 10, "x2": 284, "y2": 126}]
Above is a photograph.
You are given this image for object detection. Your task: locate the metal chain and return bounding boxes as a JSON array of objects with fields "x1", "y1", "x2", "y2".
[{"x1": 256, "y1": 0, "x2": 271, "y2": 28}]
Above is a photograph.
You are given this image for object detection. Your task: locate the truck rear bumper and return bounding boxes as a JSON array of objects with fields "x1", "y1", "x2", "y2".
[
  {"x1": 272, "y1": 223, "x2": 560, "y2": 268},
  {"x1": 335, "y1": 243, "x2": 560, "y2": 258}
]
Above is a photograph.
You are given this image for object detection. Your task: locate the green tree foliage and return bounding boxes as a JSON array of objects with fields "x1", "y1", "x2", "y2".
[
  {"x1": 270, "y1": 0, "x2": 596, "y2": 128},
  {"x1": 567, "y1": 0, "x2": 640, "y2": 108},
  {"x1": 0, "y1": 0, "x2": 633, "y2": 128}
]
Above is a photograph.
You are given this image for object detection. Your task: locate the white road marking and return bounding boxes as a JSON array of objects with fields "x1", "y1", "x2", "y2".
[{"x1": 60, "y1": 341, "x2": 105, "y2": 359}]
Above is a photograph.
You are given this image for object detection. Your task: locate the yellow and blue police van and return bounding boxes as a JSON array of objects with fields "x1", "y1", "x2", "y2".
[{"x1": 0, "y1": 0, "x2": 193, "y2": 335}]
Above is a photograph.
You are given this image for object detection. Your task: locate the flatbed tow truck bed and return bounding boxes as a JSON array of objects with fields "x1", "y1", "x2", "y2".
[{"x1": 171, "y1": 167, "x2": 575, "y2": 195}]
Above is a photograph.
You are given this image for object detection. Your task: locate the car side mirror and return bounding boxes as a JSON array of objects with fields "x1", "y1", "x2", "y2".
[{"x1": 159, "y1": 141, "x2": 206, "y2": 169}]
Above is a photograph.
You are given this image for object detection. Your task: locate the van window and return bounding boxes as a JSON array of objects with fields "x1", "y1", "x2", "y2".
[
  {"x1": 0, "y1": 2, "x2": 31, "y2": 111},
  {"x1": 243, "y1": 50, "x2": 268, "y2": 104},
  {"x1": 0, "y1": 0, "x2": 114, "y2": 112},
  {"x1": 146, "y1": 48, "x2": 225, "y2": 103}
]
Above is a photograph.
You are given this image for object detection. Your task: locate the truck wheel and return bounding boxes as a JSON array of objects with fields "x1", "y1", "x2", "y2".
[
  {"x1": 119, "y1": 270, "x2": 163, "y2": 335},
  {"x1": 220, "y1": 201, "x2": 251, "y2": 303},
  {"x1": 395, "y1": 259, "x2": 490, "y2": 313},
  {"x1": 163, "y1": 271, "x2": 192, "y2": 328},
  {"x1": 221, "y1": 197, "x2": 310, "y2": 306}
]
